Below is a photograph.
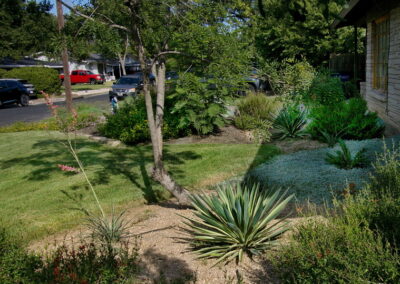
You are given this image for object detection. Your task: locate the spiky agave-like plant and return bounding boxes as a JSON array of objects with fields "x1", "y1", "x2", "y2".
[
  {"x1": 273, "y1": 105, "x2": 308, "y2": 140},
  {"x1": 325, "y1": 140, "x2": 367, "y2": 169},
  {"x1": 184, "y1": 183, "x2": 294, "y2": 264}
]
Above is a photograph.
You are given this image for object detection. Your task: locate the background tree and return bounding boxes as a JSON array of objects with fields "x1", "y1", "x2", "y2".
[
  {"x1": 0, "y1": 0, "x2": 57, "y2": 58},
  {"x1": 61, "y1": 0, "x2": 250, "y2": 205}
]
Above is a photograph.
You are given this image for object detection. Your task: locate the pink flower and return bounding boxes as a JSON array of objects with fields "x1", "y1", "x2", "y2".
[{"x1": 57, "y1": 164, "x2": 80, "y2": 173}]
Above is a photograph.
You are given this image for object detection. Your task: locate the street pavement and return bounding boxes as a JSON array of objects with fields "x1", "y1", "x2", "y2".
[{"x1": 0, "y1": 93, "x2": 109, "y2": 127}]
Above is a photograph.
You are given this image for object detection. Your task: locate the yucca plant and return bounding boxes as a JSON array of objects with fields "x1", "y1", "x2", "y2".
[
  {"x1": 273, "y1": 105, "x2": 308, "y2": 140},
  {"x1": 325, "y1": 140, "x2": 367, "y2": 169},
  {"x1": 86, "y1": 209, "x2": 133, "y2": 252},
  {"x1": 184, "y1": 183, "x2": 294, "y2": 264}
]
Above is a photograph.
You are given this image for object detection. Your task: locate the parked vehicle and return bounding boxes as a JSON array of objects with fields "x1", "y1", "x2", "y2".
[
  {"x1": 6, "y1": 79, "x2": 35, "y2": 96},
  {"x1": 109, "y1": 75, "x2": 142, "y2": 100},
  {"x1": 59, "y1": 70, "x2": 105, "y2": 85},
  {"x1": 0, "y1": 79, "x2": 30, "y2": 106}
]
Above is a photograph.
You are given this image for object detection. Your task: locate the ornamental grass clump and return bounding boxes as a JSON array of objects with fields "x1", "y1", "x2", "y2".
[
  {"x1": 273, "y1": 104, "x2": 308, "y2": 140},
  {"x1": 184, "y1": 183, "x2": 293, "y2": 264},
  {"x1": 325, "y1": 140, "x2": 367, "y2": 169}
]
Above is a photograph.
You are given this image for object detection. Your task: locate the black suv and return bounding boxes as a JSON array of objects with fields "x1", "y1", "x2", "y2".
[{"x1": 0, "y1": 79, "x2": 30, "y2": 107}]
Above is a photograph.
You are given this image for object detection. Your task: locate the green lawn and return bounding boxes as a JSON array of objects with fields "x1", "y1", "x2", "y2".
[
  {"x1": 61, "y1": 81, "x2": 114, "y2": 92},
  {"x1": 0, "y1": 131, "x2": 279, "y2": 243}
]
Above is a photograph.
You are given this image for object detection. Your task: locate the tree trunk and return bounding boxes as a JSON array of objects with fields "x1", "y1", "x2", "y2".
[
  {"x1": 117, "y1": 54, "x2": 127, "y2": 76},
  {"x1": 136, "y1": 48, "x2": 191, "y2": 205}
]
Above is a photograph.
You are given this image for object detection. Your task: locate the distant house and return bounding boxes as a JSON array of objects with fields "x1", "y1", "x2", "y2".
[
  {"x1": 0, "y1": 57, "x2": 63, "y2": 71},
  {"x1": 333, "y1": 0, "x2": 400, "y2": 134}
]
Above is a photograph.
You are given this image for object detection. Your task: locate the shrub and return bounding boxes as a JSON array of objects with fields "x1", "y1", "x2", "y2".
[
  {"x1": 0, "y1": 227, "x2": 42, "y2": 284},
  {"x1": 271, "y1": 215, "x2": 400, "y2": 283},
  {"x1": 304, "y1": 71, "x2": 345, "y2": 105},
  {"x1": 170, "y1": 73, "x2": 227, "y2": 135},
  {"x1": 248, "y1": 136, "x2": 400, "y2": 204},
  {"x1": 5, "y1": 67, "x2": 61, "y2": 95},
  {"x1": 307, "y1": 98, "x2": 384, "y2": 141},
  {"x1": 234, "y1": 94, "x2": 279, "y2": 143},
  {"x1": 184, "y1": 183, "x2": 293, "y2": 264},
  {"x1": 0, "y1": 68, "x2": 7, "y2": 78},
  {"x1": 273, "y1": 104, "x2": 308, "y2": 140},
  {"x1": 342, "y1": 80, "x2": 360, "y2": 99},
  {"x1": 368, "y1": 143, "x2": 400, "y2": 200},
  {"x1": 39, "y1": 239, "x2": 139, "y2": 284},
  {"x1": 99, "y1": 95, "x2": 190, "y2": 144},
  {"x1": 325, "y1": 140, "x2": 367, "y2": 169},
  {"x1": 261, "y1": 59, "x2": 315, "y2": 96}
]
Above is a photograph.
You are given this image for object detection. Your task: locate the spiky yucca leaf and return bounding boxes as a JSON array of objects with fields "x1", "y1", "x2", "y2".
[
  {"x1": 184, "y1": 183, "x2": 293, "y2": 264},
  {"x1": 325, "y1": 140, "x2": 367, "y2": 169},
  {"x1": 273, "y1": 106, "x2": 308, "y2": 140}
]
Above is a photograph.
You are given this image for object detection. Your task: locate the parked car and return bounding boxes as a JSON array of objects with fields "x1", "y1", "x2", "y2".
[
  {"x1": 6, "y1": 79, "x2": 35, "y2": 96},
  {"x1": 109, "y1": 75, "x2": 142, "y2": 100},
  {"x1": 60, "y1": 70, "x2": 105, "y2": 85},
  {"x1": 0, "y1": 79, "x2": 30, "y2": 106}
]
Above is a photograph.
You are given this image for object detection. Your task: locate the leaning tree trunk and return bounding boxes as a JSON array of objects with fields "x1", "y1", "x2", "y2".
[
  {"x1": 117, "y1": 54, "x2": 127, "y2": 76},
  {"x1": 136, "y1": 46, "x2": 191, "y2": 205}
]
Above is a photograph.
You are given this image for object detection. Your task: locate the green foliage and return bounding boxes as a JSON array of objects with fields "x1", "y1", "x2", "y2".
[
  {"x1": 0, "y1": 0, "x2": 57, "y2": 58},
  {"x1": 0, "y1": 69, "x2": 7, "y2": 78},
  {"x1": 307, "y1": 98, "x2": 384, "y2": 141},
  {"x1": 325, "y1": 140, "x2": 367, "y2": 169},
  {"x1": 272, "y1": 214, "x2": 400, "y2": 283},
  {"x1": 253, "y1": 0, "x2": 352, "y2": 66},
  {"x1": 234, "y1": 94, "x2": 278, "y2": 143},
  {"x1": 260, "y1": 59, "x2": 315, "y2": 96},
  {"x1": 99, "y1": 95, "x2": 190, "y2": 144},
  {"x1": 368, "y1": 143, "x2": 400, "y2": 200},
  {"x1": 0, "y1": 227, "x2": 42, "y2": 284},
  {"x1": 273, "y1": 105, "x2": 308, "y2": 140},
  {"x1": 305, "y1": 71, "x2": 345, "y2": 105},
  {"x1": 342, "y1": 80, "x2": 360, "y2": 99},
  {"x1": 185, "y1": 183, "x2": 293, "y2": 264},
  {"x1": 5, "y1": 67, "x2": 61, "y2": 94},
  {"x1": 170, "y1": 73, "x2": 227, "y2": 135}
]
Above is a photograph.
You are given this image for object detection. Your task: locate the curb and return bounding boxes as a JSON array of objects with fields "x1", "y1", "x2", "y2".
[{"x1": 30, "y1": 90, "x2": 109, "y2": 106}]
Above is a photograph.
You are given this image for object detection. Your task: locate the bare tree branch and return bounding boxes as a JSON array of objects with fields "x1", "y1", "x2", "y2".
[{"x1": 60, "y1": 0, "x2": 129, "y2": 32}]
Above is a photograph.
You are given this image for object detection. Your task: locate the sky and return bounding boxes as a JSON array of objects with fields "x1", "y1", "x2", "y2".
[{"x1": 36, "y1": 0, "x2": 87, "y2": 15}]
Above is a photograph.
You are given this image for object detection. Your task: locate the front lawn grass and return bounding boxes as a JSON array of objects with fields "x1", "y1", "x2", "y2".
[{"x1": 0, "y1": 131, "x2": 279, "y2": 243}]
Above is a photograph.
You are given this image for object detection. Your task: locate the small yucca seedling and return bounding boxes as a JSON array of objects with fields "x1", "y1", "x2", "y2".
[
  {"x1": 86, "y1": 209, "x2": 132, "y2": 248},
  {"x1": 273, "y1": 106, "x2": 308, "y2": 140},
  {"x1": 325, "y1": 140, "x2": 367, "y2": 169},
  {"x1": 184, "y1": 183, "x2": 294, "y2": 264}
]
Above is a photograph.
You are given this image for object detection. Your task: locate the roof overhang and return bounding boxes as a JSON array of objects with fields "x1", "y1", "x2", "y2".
[{"x1": 332, "y1": 0, "x2": 367, "y2": 29}]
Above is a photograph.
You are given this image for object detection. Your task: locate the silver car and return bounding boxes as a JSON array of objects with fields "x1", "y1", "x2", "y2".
[{"x1": 109, "y1": 75, "x2": 142, "y2": 100}]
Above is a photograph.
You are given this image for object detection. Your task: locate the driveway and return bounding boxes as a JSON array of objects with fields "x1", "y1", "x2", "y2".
[{"x1": 0, "y1": 93, "x2": 109, "y2": 127}]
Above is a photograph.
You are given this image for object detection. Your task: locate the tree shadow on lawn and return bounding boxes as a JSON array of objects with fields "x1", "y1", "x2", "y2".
[{"x1": 0, "y1": 138, "x2": 201, "y2": 204}]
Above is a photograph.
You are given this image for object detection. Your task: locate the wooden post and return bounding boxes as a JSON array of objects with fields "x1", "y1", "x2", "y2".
[{"x1": 56, "y1": 0, "x2": 73, "y2": 112}]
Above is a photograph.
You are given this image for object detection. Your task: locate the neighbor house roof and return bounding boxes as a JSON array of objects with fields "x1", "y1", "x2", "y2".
[{"x1": 0, "y1": 57, "x2": 63, "y2": 69}]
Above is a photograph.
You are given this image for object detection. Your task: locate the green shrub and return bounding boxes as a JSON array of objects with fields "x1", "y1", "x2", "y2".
[
  {"x1": 273, "y1": 104, "x2": 308, "y2": 140},
  {"x1": 271, "y1": 215, "x2": 400, "y2": 283},
  {"x1": 325, "y1": 140, "x2": 367, "y2": 169},
  {"x1": 307, "y1": 98, "x2": 384, "y2": 141},
  {"x1": 368, "y1": 143, "x2": 400, "y2": 200},
  {"x1": 342, "y1": 80, "x2": 360, "y2": 99},
  {"x1": 99, "y1": 95, "x2": 190, "y2": 144},
  {"x1": 304, "y1": 71, "x2": 345, "y2": 105},
  {"x1": 184, "y1": 183, "x2": 293, "y2": 264},
  {"x1": 170, "y1": 73, "x2": 227, "y2": 135},
  {"x1": 261, "y1": 59, "x2": 315, "y2": 96},
  {"x1": 39, "y1": 240, "x2": 139, "y2": 283},
  {"x1": 234, "y1": 94, "x2": 279, "y2": 143},
  {"x1": 5, "y1": 67, "x2": 61, "y2": 94},
  {"x1": 0, "y1": 227, "x2": 43, "y2": 284},
  {"x1": 0, "y1": 68, "x2": 7, "y2": 78}
]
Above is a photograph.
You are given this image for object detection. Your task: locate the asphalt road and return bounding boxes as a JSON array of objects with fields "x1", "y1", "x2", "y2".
[{"x1": 0, "y1": 93, "x2": 109, "y2": 127}]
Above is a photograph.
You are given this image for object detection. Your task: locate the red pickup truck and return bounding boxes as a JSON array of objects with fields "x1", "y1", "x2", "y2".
[{"x1": 59, "y1": 70, "x2": 105, "y2": 85}]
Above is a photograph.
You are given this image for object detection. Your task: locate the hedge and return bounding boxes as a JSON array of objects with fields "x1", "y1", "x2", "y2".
[{"x1": 5, "y1": 67, "x2": 61, "y2": 95}]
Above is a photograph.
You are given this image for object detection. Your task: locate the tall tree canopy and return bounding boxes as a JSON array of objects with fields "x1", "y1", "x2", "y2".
[{"x1": 0, "y1": 0, "x2": 57, "y2": 58}]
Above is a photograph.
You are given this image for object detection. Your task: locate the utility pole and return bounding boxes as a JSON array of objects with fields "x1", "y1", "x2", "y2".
[{"x1": 56, "y1": 0, "x2": 73, "y2": 112}]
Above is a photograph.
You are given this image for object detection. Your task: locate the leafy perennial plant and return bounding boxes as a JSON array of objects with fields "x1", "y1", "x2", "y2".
[{"x1": 185, "y1": 183, "x2": 293, "y2": 264}]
